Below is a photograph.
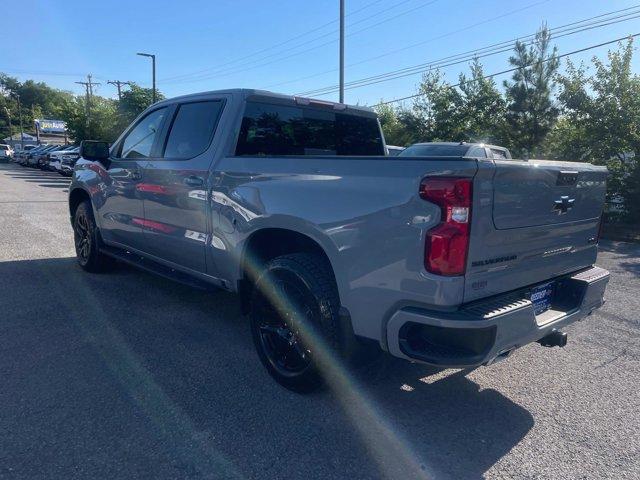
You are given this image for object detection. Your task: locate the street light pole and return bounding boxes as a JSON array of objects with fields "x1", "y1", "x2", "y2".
[
  {"x1": 137, "y1": 52, "x2": 156, "y2": 103},
  {"x1": 339, "y1": 0, "x2": 345, "y2": 104}
]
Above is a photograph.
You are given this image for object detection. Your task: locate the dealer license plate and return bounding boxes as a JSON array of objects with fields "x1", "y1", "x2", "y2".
[{"x1": 530, "y1": 282, "x2": 555, "y2": 315}]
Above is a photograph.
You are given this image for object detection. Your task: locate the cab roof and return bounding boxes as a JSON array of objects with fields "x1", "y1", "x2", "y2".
[
  {"x1": 155, "y1": 89, "x2": 376, "y2": 116},
  {"x1": 412, "y1": 141, "x2": 508, "y2": 151}
]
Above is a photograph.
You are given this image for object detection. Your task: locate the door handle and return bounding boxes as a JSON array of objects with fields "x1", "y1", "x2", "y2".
[{"x1": 184, "y1": 176, "x2": 204, "y2": 187}]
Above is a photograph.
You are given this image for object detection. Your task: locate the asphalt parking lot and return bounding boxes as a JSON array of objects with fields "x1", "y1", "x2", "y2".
[{"x1": 0, "y1": 162, "x2": 638, "y2": 480}]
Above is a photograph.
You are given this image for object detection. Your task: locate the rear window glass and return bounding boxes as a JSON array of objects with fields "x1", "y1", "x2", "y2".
[
  {"x1": 235, "y1": 101, "x2": 384, "y2": 156},
  {"x1": 399, "y1": 144, "x2": 470, "y2": 157},
  {"x1": 164, "y1": 101, "x2": 224, "y2": 159}
]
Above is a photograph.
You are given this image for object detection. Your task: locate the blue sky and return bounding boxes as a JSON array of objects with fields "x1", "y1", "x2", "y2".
[{"x1": 2, "y1": 0, "x2": 639, "y2": 107}]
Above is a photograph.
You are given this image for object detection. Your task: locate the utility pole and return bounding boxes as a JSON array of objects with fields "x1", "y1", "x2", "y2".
[
  {"x1": 3, "y1": 106, "x2": 11, "y2": 142},
  {"x1": 339, "y1": 0, "x2": 345, "y2": 104},
  {"x1": 75, "y1": 75, "x2": 100, "y2": 129},
  {"x1": 107, "y1": 80, "x2": 131, "y2": 101},
  {"x1": 87, "y1": 74, "x2": 100, "y2": 97},
  {"x1": 32, "y1": 105, "x2": 39, "y2": 144},
  {"x1": 137, "y1": 52, "x2": 156, "y2": 103},
  {"x1": 15, "y1": 94, "x2": 24, "y2": 150}
]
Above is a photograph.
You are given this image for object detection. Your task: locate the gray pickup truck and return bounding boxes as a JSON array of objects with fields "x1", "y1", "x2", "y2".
[{"x1": 69, "y1": 89, "x2": 609, "y2": 392}]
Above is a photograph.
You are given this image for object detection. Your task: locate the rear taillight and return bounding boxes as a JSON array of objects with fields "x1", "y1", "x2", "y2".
[{"x1": 420, "y1": 177, "x2": 472, "y2": 276}]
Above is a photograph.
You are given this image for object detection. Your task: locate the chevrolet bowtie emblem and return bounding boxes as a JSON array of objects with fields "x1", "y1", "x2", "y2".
[{"x1": 553, "y1": 195, "x2": 575, "y2": 215}]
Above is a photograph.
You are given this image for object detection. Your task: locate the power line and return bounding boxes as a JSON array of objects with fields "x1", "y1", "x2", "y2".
[
  {"x1": 375, "y1": 32, "x2": 640, "y2": 106},
  {"x1": 159, "y1": 0, "x2": 390, "y2": 82},
  {"x1": 107, "y1": 80, "x2": 132, "y2": 100},
  {"x1": 294, "y1": 4, "x2": 640, "y2": 96},
  {"x1": 296, "y1": 7, "x2": 640, "y2": 97},
  {"x1": 161, "y1": 0, "x2": 442, "y2": 85},
  {"x1": 269, "y1": 0, "x2": 552, "y2": 91},
  {"x1": 0, "y1": 69, "x2": 86, "y2": 77},
  {"x1": 75, "y1": 74, "x2": 100, "y2": 127},
  {"x1": 161, "y1": 0, "x2": 419, "y2": 83}
]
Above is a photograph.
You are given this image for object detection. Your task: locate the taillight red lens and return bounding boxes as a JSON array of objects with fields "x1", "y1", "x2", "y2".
[{"x1": 420, "y1": 177, "x2": 472, "y2": 276}]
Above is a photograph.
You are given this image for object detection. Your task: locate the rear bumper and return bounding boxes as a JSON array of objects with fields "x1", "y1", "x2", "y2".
[{"x1": 386, "y1": 266, "x2": 609, "y2": 367}]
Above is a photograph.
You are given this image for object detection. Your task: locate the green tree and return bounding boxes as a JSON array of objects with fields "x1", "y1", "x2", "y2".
[
  {"x1": 374, "y1": 102, "x2": 418, "y2": 146},
  {"x1": 503, "y1": 26, "x2": 559, "y2": 157},
  {"x1": 375, "y1": 102, "x2": 401, "y2": 146},
  {"x1": 557, "y1": 38, "x2": 640, "y2": 222},
  {"x1": 458, "y1": 58, "x2": 506, "y2": 144},
  {"x1": 411, "y1": 70, "x2": 464, "y2": 142},
  {"x1": 0, "y1": 74, "x2": 74, "y2": 135},
  {"x1": 540, "y1": 116, "x2": 587, "y2": 161},
  {"x1": 395, "y1": 108, "x2": 425, "y2": 144},
  {"x1": 116, "y1": 83, "x2": 164, "y2": 131},
  {"x1": 62, "y1": 95, "x2": 119, "y2": 143}
]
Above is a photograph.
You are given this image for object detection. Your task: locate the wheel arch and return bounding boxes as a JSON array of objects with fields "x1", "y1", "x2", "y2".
[
  {"x1": 68, "y1": 187, "x2": 91, "y2": 223},
  {"x1": 238, "y1": 227, "x2": 344, "y2": 312}
]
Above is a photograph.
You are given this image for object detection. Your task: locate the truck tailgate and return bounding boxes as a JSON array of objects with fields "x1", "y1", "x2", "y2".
[{"x1": 464, "y1": 159, "x2": 607, "y2": 303}]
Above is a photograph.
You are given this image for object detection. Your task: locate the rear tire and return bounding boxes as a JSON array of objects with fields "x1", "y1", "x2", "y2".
[
  {"x1": 73, "y1": 200, "x2": 114, "y2": 273},
  {"x1": 249, "y1": 253, "x2": 341, "y2": 393}
]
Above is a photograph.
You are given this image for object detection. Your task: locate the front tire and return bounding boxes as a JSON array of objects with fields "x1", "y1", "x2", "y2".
[
  {"x1": 73, "y1": 200, "x2": 113, "y2": 273},
  {"x1": 250, "y1": 253, "x2": 341, "y2": 393}
]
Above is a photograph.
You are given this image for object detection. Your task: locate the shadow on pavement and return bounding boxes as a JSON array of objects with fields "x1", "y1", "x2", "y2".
[
  {"x1": 2, "y1": 168, "x2": 71, "y2": 189},
  {"x1": 599, "y1": 240, "x2": 640, "y2": 277},
  {"x1": 0, "y1": 257, "x2": 533, "y2": 479}
]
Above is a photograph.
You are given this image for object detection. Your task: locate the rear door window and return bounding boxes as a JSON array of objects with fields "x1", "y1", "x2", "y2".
[
  {"x1": 163, "y1": 101, "x2": 224, "y2": 159},
  {"x1": 235, "y1": 101, "x2": 384, "y2": 156}
]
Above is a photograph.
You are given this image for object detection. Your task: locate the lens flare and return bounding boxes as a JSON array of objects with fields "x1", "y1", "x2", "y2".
[{"x1": 243, "y1": 250, "x2": 433, "y2": 479}]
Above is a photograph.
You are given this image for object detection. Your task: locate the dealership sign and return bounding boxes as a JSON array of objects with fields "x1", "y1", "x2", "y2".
[{"x1": 35, "y1": 119, "x2": 67, "y2": 134}]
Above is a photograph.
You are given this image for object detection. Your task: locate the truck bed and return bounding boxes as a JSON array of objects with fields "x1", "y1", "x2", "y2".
[{"x1": 212, "y1": 154, "x2": 607, "y2": 342}]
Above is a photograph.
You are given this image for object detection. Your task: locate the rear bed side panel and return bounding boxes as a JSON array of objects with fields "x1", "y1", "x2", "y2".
[
  {"x1": 464, "y1": 159, "x2": 607, "y2": 303},
  {"x1": 210, "y1": 156, "x2": 478, "y2": 341}
]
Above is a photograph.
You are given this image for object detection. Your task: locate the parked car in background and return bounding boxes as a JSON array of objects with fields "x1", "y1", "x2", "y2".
[
  {"x1": 12, "y1": 145, "x2": 35, "y2": 163},
  {"x1": 29, "y1": 145, "x2": 57, "y2": 168},
  {"x1": 33, "y1": 145, "x2": 60, "y2": 168},
  {"x1": 38, "y1": 145, "x2": 67, "y2": 170},
  {"x1": 38, "y1": 145, "x2": 69, "y2": 171},
  {"x1": 399, "y1": 141, "x2": 512, "y2": 159},
  {"x1": 57, "y1": 147, "x2": 81, "y2": 175},
  {"x1": 13, "y1": 146, "x2": 28, "y2": 164},
  {"x1": 70, "y1": 89, "x2": 609, "y2": 393},
  {"x1": 0, "y1": 144, "x2": 14, "y2": 161},
  {"x1": 386, "y1": 145, "x2": 404, "y2": 156},
  {"x1": 21, "y1": 144, "x2": 44, "y2": 166},
  {"x1": 20, "y1": 145, "x2": 48, "y2": 166},
  {"x1": 49, "y1": 146, "x2": 79, "y2": 173}
]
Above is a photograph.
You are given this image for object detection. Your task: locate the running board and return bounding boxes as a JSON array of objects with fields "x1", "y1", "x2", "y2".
[{"x1": 100, "y1": 246, "x2": 222, "y2": 292}]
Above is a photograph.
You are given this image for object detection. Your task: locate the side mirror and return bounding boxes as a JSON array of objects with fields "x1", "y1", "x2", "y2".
[{"x1": 80, "y1": 140, "x2": 110, "y2": 162}]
